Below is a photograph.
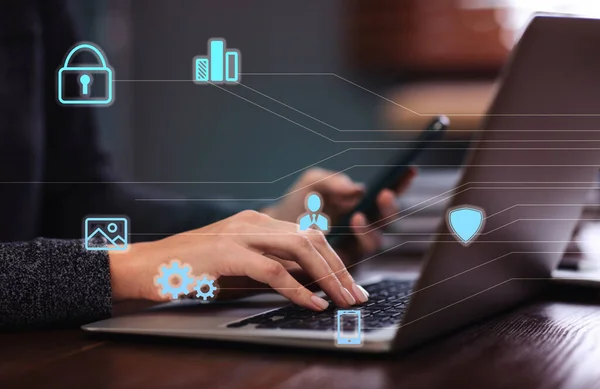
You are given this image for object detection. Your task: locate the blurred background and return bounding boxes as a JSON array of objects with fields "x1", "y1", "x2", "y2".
[{"x1": 65, "y1": 0, "x2": 600, "y2": 204}]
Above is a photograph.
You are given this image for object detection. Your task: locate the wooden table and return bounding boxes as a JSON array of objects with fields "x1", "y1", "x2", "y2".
[{"x1": 2, "y1": 257, "x2": 600, "y2": 389}]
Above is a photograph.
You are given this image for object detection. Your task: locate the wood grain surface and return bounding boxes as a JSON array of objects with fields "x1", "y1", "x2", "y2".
[
  {"x1": 2, "y1": 255, "x2": 600, "y2": 389},
  {"x1": 1, "y1": 288, "x2": 600, "y2": 389}
]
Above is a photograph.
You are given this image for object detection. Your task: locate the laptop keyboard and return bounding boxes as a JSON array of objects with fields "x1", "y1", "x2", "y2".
[{"x1": 226, "y1": 279, "x2": 415, "y2": 332}]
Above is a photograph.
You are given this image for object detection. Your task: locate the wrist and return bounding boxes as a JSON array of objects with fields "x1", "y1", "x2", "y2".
[{"x1": 109, "y1": 242, "x2": 154, "y2": 302}]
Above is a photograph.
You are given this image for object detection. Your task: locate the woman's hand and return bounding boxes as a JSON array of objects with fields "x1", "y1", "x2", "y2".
[
  {"x1": 262, "y1": 167, "x2": 417, "y2": 260},
  {"x1": 109, "y1": 210, "x2": 369, "y2": 310}
]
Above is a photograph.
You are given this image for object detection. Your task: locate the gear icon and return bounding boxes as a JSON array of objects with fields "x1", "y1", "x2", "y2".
[
  {"x1": 154, "y1": 260, "x2": 195, "y2": 300},
  {"x1": 193, "y1": 276, "x2": 218, "y2": 301}
]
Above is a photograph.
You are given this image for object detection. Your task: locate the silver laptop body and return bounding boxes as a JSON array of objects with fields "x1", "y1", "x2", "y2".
[{"x1": 83, "y1": 14, "x2": 600, "y2": 353}]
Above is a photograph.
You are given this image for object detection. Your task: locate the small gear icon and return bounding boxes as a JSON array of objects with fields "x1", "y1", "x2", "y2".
[
  {"x1": 154, "y1": 260, "x2": 195, "y2": 300},
  {"x1": 193, "y1": 276, "x2": 218, "y2": 301}
]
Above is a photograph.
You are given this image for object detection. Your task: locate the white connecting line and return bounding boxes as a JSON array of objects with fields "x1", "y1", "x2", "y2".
[
  {"x1": 116, "y1": 72, "x2": 600, "y2": 117},
  {"x1": 57, "y1": 71, "x2": 597, "y2": 194},
  {"x1": 132, "y1": 182, "x2": 600, "y2": 237},
  {"x1": 118, "y1": 72, "x2": 600, "y2": 194},
  {"x1": 115, "y1": 73, "x2": 600, "y2": 328}
]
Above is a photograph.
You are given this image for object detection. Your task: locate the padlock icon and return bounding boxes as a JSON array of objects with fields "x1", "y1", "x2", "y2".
[{"x1": 57, "y1": 42, "x2": 114, "y2": 106}]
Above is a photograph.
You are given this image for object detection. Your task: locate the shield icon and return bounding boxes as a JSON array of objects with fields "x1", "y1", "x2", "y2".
[{"x1": 447, "y1": 206, "x2": 485, "y2": 246}]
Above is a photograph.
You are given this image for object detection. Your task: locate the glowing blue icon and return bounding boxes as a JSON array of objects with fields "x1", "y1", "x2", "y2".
[
  {"x1": 447, "y1": 205, "x2": 486, "y2": 246},
  {"x1": 336, "y1": 310, "x2": 362, "y2": 346},
  {"x1": 57, "y1": 42, "x2": 114, "y2": 106},
  {"x1": 193, "y1": 38, "x2": 241, "y2": 85},
  {"x1": 154, "y1": 260, "x2": 195, "y2": 300},
  {"x1": 298, "y1": 193, "x2": 330, "y2": 232},
  {"x1": 84, "y1": 217, "x2": 128, "y2": 251},
  {"x1": 193, "y1": 275, "x2": 218, "y2": 301}
]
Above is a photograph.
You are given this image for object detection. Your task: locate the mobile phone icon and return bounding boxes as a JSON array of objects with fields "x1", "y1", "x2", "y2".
[{"x1": 336, "y1": 310, "x2": 362, "y2": 346}]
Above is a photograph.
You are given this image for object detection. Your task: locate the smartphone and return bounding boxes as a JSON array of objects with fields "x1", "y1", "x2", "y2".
[
  {"x1": 327, "y1": 116, "x2": 449, "y2": 247},
  {"x1": 336, "y1": 309, "x2": 362, "y2": 346}
]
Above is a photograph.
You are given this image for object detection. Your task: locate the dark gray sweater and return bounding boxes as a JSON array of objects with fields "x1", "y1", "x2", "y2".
[{"x1": 0, "y1": 0, "x2": 240, "y2": 329}]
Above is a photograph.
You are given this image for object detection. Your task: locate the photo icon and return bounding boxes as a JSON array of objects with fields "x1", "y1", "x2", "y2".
[{"x1": 84, "y1": 217, "x2": 129, "y2": 251}]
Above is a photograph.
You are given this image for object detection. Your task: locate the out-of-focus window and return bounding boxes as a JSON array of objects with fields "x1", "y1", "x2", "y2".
[
  {"x1": 349, "y1": 0, "x2": 600, "y2": 76},
  {"x1": 462, "y1": 0, "x2": 600, "y2": 48},
  {"x1": 347, "y1": 0, "x2": 508, "y2": 75}
]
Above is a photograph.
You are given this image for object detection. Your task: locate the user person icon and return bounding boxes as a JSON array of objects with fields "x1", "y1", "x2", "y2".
[{"x1": 298, "y1": 193, "x2": 330, "y2": 232}]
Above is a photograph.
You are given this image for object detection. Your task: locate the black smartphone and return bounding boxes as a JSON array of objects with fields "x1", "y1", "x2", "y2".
[{"x1": 327, "y1": 116, "x2": 449, "y2": 247}]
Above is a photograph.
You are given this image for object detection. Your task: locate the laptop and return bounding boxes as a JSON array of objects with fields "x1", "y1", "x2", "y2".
[{"x1": 84, "y1": 14, "x2": 600, "y2": 353}]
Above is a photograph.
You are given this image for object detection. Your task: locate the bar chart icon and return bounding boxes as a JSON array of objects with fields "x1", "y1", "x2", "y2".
[{"x1": 193, "y1": 38, "x2": 241, "y2": 85}]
